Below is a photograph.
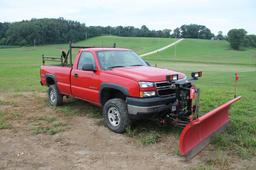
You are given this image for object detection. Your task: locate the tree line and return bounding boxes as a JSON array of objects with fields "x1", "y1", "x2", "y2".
[
  {"x1": 0, "y1": 18, "x2": 216, "y2": 46},
  {"x1": 0, "y1": 18, "x2": 255, "y2": 50},
  {"x1": 86, "y1": 25, "x2": 171, "y2": 38},
  {"x1": 171, "y1": 24, "x2": 214, "y2": 39},
  {"x1": 0, "y1": 18, "x2": 86, "y2": 45},
  {"x1": 0, "y1": 18, "x2": 173, "y2": 46}
]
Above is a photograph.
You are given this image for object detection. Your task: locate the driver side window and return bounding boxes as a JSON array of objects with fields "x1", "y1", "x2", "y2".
[{"x1": 77, "y1": 52, "x2": 95, "y2": 70}]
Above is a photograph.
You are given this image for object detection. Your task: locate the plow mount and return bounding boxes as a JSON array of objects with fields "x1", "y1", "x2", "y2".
[{"x1": 179, "y1": 96, "x2": 241, "y2": 160}]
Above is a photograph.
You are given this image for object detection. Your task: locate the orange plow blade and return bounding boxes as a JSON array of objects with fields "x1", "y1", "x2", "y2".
[{"x1": 179, "y1": 96, "x2": 241, "y2": 160}]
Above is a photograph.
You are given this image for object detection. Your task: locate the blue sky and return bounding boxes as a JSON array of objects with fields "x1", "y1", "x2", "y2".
[{"x1": 0, "y1": 0, "x2": 255, "y2": 35}]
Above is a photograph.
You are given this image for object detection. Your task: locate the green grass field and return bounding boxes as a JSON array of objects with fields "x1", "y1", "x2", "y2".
[
  {"x1": 145, "y1": 39, "x2": 256, "y2": 158},
  {"x1": 145, "y1": 39, "x2": 256, "y2": 65},
  {"x1": 0, "y1": 36, "x2": 175, "y2": 92},
  {"x1": 0, "y1": 36, "x2": 256, "y2": 160}
]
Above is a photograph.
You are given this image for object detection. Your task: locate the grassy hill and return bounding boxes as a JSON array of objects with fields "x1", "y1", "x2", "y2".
[
  {"x1": 76, "y1": 36, "x2": 176, "y2": 54},
  {"x1": 0, "y1": 35, "x2": 176, "y2": 60},
  {"x1": 0, "y1": 36, "x2": 256, "y2": 162},
  {"x1": 145, "y1": 39, "x2": 256, "y2": 65}
]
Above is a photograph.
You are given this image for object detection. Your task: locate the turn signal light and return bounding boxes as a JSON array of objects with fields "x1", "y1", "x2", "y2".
[
  {"x1": 191, "y1": 71, "x2": 202, "y2": 79},
  {"x1": 140, "y1": 91, "x2": 156, "y2": 97}
]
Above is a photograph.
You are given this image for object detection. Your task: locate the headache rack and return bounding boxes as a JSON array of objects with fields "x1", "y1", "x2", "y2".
[{"x1": 42, "y1": 42, "x2": 117, "y2": 66}]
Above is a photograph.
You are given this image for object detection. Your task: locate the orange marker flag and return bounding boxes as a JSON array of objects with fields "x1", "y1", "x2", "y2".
[{"x1": 235, "y1": 72, "x2": 239, "y2": 81}]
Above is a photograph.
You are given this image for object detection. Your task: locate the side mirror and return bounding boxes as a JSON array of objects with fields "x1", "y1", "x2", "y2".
[{"x1": 82, "y1": 63, "x2": 96, "y2": 71}]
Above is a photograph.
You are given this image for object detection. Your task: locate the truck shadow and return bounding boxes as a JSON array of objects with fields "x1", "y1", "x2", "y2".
[
  {"x1": 57, "y1": 97, "x2": 182, "y2": 142},
  {"x1": 57, "y1": 97, "x2": 101, "y2": 118}
]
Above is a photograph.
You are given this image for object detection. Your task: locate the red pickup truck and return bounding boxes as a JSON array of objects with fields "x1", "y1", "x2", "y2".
[
  {"x1": 40, "y1": 43, "x2": 242, "y2": 159},
  {"x1": 40, "y1": 44, "x2": 200, "y2": 133}
]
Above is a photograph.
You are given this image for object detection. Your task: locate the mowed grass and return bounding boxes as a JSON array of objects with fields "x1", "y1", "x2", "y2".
[
  {"x1": 0, "y1": 36, "x2": 175, "y2": 92},
  {"x1": 76, "y1": 36, "x2": 176, "y2": 54},
  {"x1": 145, "y1": 39, "x2": 256, "y2": 65},
  {"x1": 0, "y1": 36, "x2": 256, "y2": 159},
  {"x1": 146, "y1": 39, "x2": 256, "y2": 158}
]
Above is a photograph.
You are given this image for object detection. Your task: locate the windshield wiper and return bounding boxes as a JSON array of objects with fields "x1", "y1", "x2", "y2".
[
  {"x1": 129, "y1": 64, "x2": 144, "y2": 66},
  {"x1": 107, "y1": 65, "x2": 125, "y2": 69}
]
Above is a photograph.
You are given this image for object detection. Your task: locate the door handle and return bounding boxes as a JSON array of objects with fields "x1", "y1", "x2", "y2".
[{"x1": 74, "y1": 73, "x2": 79, "y2": 78}]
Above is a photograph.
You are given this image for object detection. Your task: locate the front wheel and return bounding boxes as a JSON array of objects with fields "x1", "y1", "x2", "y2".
[
  {"x1": 103, "y1": 98, "x2": 130, "y2": 133},
  {"x1": 48, "y1": 85, "x2": 63, "y2": 106}
]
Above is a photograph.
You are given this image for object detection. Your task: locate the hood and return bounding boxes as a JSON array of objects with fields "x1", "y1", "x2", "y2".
[{"x1": 105, "y1": 66, "x2": 186, "y2": 82}]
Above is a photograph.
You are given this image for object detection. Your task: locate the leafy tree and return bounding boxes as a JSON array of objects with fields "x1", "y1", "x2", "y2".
[
  {"x1": 180, "y1": 24, "x2": 213, "y2": 39},
  {"x1": 227, "y1": 29, "x2": 247, "y2": 50},
  {"x1": 172, "y1": 27, "x2": 181, "y2": 38},
  {"x1": 0, "y1": 22, "x2": 9, "y2": 44},
  {"x1": 198, "y1": 27, "x2": 214, "y2": 39},
  {"x1": 140, "y1": 25, "x2": 150, "y2": 37},
  {"x1": 163, "y1": 29, "x2": 172, "y2": 37},
  {"x1": 216, "y1": 31, "x2": 224, "y2": 40},
  {"x1": 243, "y1": 34, "x2": 256, "y2": 48}
]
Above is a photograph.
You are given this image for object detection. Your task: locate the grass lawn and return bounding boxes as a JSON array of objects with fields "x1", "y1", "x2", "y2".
[
  {"x1": 145, "y1": 39, "x2": 256, "y2": 65},
  {"x1": 76, "y1": 36, "x2": 176, "y2": 55},
  {"x1": 0, "y1": 36, "x2": 255, "y2": 160},
  {"x1": 0, "y1": 36, "x2": 176, "y2": 92},
  {"x1": 145, "y1": 39, "x2": 256, "y2": 158}
]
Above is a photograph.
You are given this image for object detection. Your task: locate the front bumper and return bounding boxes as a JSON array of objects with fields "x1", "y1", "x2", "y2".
[{"x1": 127, "y1": 95, "x2": 176, "y2": 116}]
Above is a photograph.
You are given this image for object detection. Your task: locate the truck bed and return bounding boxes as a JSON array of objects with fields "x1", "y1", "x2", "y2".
[{"x1": 40, "y1": 65, "x2": 72, "y2": 96}]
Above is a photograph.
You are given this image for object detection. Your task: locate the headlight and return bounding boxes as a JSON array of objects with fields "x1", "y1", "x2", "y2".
[
  {"x1": 139, "y1": 82, "x2": 154, "y2": 88},
  {"x1": 166, "y1": 74, "x2": 179, "y2": 81},
  {"x1": 172, "y1": 74, "x2": 178, "y2": 81},
  {"x1": 140, "y1": 91, "x2": 156, "y2": 97}
]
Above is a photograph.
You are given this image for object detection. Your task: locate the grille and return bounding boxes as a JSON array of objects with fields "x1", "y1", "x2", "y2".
[{"x1": 155, "y1": 81, "x2": 176, "y2": 97}]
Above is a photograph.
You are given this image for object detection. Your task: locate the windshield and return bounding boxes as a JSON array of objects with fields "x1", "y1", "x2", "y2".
[{"x1": 96, "y1": 50, "x2": 147, "y2": 70}]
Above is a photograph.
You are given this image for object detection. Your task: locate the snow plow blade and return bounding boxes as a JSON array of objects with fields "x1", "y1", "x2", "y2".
[{"x1": 179, "y1": 96, "x2": 241, "y2": 160}]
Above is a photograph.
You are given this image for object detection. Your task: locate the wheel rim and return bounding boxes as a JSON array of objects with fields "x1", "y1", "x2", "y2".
[
  {"x1": 50, "y1": 89, "x2": 56, "y2": 103},
  {"x1": 107, "y1": 106, "x2": 121, "y2": 127}
]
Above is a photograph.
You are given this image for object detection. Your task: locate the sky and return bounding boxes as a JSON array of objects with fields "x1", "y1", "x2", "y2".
[{"x1": 0, "y1": 0, "x2": 255, "y2": 35}]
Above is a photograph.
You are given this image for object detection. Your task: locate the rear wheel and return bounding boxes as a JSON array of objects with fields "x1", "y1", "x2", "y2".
[
  {"x1": 103, "y1": 98, "x2": 130, "y2": 133},
  {"x1": 48, "y1": 85, "x2": 63, "y2": 106}
]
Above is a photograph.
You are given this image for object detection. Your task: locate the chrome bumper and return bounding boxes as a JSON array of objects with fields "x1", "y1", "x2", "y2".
[{"x1": 126, "y1": 96, "x2": 175, "y2": 115}]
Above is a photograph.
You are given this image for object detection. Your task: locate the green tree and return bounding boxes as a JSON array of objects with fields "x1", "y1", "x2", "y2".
[
  {"x1": 0, "y1": 22, "x2": 9, "y2": 44},
  {"x1": 140, "y1": 25, "x2": 150, "y2": 37},
  {"x1": 179, "y1": 24, "x2": 213, "y2": 39},
  {"x1": 216, "y1": 31, "x2": 224, "y2": 40},
  {"x1": 243, "y1": 34, "x2": 256, "y2": 48},
  {"x1": 227, "y1": 29, "x2": 247, "y2": 50},
  {"x1": 172, "y1": 27, "x2": 181, "y2": 38}
]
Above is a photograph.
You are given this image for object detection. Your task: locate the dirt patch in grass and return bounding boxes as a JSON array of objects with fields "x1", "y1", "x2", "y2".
[{"x1": 0, "y1": 92, "x2": 255, "y2": 169}]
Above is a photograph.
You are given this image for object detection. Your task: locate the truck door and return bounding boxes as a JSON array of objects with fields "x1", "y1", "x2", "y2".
[{"x1": 71, "y1": 51, "x2": 100, "y2": 104}]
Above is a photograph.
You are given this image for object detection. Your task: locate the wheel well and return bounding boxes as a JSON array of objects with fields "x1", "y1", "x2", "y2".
[
  {"x1": 101, "y1": 88, "x2": 126, "y2": 106},
  {"x1": 46, "y1": 77, "x2": 55, "y2": 86}
]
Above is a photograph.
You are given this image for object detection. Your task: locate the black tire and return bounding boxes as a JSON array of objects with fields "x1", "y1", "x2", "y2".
[
  {"x1": 48, "y1": 85, "x2": 63, "y2": 106},
  {"x1": 103, "y1": 98, "x2": 130, "y2": 133}
]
